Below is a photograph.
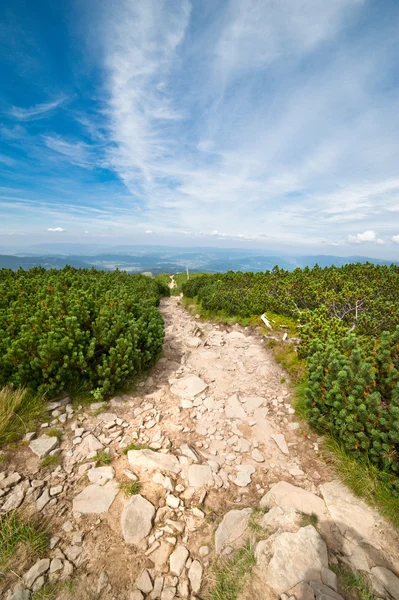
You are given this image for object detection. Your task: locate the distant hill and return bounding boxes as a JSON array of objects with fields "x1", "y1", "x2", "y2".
[{"x1": 0, "y1": 249, "x2": 397, "y2": 273}]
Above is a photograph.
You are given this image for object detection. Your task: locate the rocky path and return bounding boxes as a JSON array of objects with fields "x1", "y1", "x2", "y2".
[{"x1": 2, "y1": 296, "x2": 399, "y2": 600}]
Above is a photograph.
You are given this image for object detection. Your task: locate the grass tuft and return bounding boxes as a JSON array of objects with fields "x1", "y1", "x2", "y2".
[
  {"x1": 123, "y1": 442, "x2": 151, "y2": 454},
  {"x1": 93, "y1": 450, "x2": 112, "y2": 465},
  {"x1": 207, "y1": 542, "x2": 256, "y2": 600},
  {"x1": 40, "y1": 454, "x2": 61, "y2": 470},
  {"x1": 119, "y1": 480, "x2": 141, "y2": 497},
  {"x1": 338, "y1": 567, "x2": 377, "y2": 600},
  {"x1": 0, "y1": 512, "x2": 49, "y2": 565},
  {"x1": 45, "y1": 428, "x2": 62, "y2": 441},
  {"x1": 299, "y1": 512, "x2": 318, "y2": 527}
]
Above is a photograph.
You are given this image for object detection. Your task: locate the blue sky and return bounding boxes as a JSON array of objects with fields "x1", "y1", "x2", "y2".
[{"x1": 1, "y1": 0, "x2": 399, "y2": 257}]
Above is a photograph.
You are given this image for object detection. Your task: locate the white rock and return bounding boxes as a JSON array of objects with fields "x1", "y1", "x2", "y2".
[
  {"x1": 121, "y1": 494, "x2": 155, "y2": 546},
  {"x1": 2, "y1": 488, "x2": 25, "y2": 512},
  {"x1": 187, "y1": 464, "x2": 213, "y2": 488},
  {"x1": 128, "y1": 449, "x2": 181, "y2": 474},
  {"x1": 169, "y1": 544, "x2": 189, "y2": 576},
  {"x1": 232, "y1": 464, "x2": 255, "y2": 487},
  {"x1": 0, "y1": 472, "x2": 21, "y2": 488},
  {"x1": 251, "y1": 449, "x2": 265, "y2": 462},
  {"x1": 260, "y1": 481, "x2": 327, "y2": 520},
  {"x1": 150, "y1": 576, "x2": 164, "y2": 599},
  {"x1": 271, "y1": 434, "x2": 289, "y2": 455},
  {"x1": 188, "y1": 560, "x2": 203, "y2": 593},
  {"x1": 136, "y1": 569, "x2": 153, "y2": 594},
  {"x1": 87, "y1": 466, "x2": 115, "y2": 485},
  {"x1": 36, "y1": 489, "x2": 51, "y2": 511},
  {"x1": 72, "y1": 482, "x2": 118, "y2": 514},
  {"x1": 225, "y1": 394, "x2": 247, "y2": 420},
  {"x1": 130, "y1": 591, "x2": 144, "y2": 600},
  {"x1": 152, "y1": 472, "x2": 173, "y2": 491},
  {"x1": 215, "y1": 508, "x2": 253, "y2": 554},
  {"x1": 170, "y1": 374, "x2": 208, "y2": 399},
  {"x1": 199, "y1": 545, "x2": 210, "y2": 557},
  {"x1": 371, "y1": 567, "x2": 399, "y2": 600},
  {"x1": 23, "y1": 558, "x2": 50, "y2": 588},
  {"x1": 29, "y1": 436, "x2": 58, "y2": 458},
  {"x1": 260, "y1": 505, "x2": 301, "y2": 532},
  {"x1": 166, "y1": 495, "x2": 180, "y2": 508}
]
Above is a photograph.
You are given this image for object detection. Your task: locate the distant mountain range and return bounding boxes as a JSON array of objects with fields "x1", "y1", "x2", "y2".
[{"x1": 0, "y1": 246, "x2": 397, "y2": 273}]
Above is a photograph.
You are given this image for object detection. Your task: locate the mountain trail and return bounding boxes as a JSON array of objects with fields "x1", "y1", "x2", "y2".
[{"x1": 2, "y1": 295, "x2": 399, "y2": 600}]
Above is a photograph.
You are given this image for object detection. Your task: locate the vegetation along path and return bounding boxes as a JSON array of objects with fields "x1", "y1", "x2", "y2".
[{"x1": 2, "y1": 295, "x2": 399, "y2": 600}]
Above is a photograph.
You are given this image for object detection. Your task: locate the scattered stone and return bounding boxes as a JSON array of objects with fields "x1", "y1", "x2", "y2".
[
  {"x1": 136, "y1": 569, "x2": 153, "y2": 594},
  {"x1": 170, "y1": 374, "x2": 208, "y2": 399},
  {"x1": 215, "y1": 508, "x2": 253, "y2": 554},
  {"x1": 2, "y1": 488, "x2": 25, "y2": 512},
  {"x1": 87, "y1": 466, "x2": 115, "y2": 485},
  {"x1": 260, "y1": 505, "x2": 301, "y2": 532},
  {"x1": 0, "y1": 472, "x2": 21, "y2": 488},
  {"x1": 153, "y1": 472, "x2": 173, "y2": 491},
  {"x1": 29, "y1": 436, "x2": 58, "y2": 458},
  {"x1": 166, "y1": 495, "x2": 180, "y2": 508},
  {"x1": 23, "y1": 558, "x2": 50, "y2": 589},
  {"x1": 36, "y1": 489, "x2": 51, "y2": 511},
  {"x1": 169, "y1": 544, "x2": 190, "y2": 576},
  {"x1": 188, "y1": 560, "x2": 203, "y2": 593},
  {"x1": 260, "y1": 482, "x2": 327, "y2": 520},
  {"x1": 321, "y1": 568, "x2": 338, "y2": 592},
  {"x1": 199, "y1": 545, "x2": 210, "y2": 557},
  {"x1": 128, "y1": 449, "x2": 181, "y2": 474},
  {"x1": 9, "y1": 590, "x2": 30, "y2": 600},
  {"x1": 188, "y1": 464, "x2": 213, "y2": 488},
  {"x1": 97, "y1": 571, "x2": 109, "y2": 595},
  {"x1": 180, "y1": 443, "x2": 201, "y2": 463},
  {"x1": 287, "y1": 582, "x2": 315, "y2": 600},
  {"x1": 271, "y1": 433, "x2": 289, "y2": 455},
  {"x1": 308, "y1": 581, "x2": 344, "y2": 600},
  {"x1": 232, "y1": 464, "x2": 255, "y2": 487},
  {"x1": 225, "y1": 394, "x2": 247, "y2": 420},
  {"x1": 50, "y1": 558, "x2": 63, "y2": 574},
  {"x1": 121, "y1": 494, "x2": 155, "y2": 546},
  {"x1": 130, "y1": 592, "x2": 144, "y2": 600},
  {"x1": 150, "y1": 576, "x2": 164, "y2": 599},
  {"x1": 72, "y1": 482, "x2": 118, "y2": 514},
  {"x1": 65, "y1": 545, "x2": 83, "y2": 563},
  {"x1": 251, "y1": 449, "x2": 265, "y2": 462},
  {"x1": 49, "y1": 485, "x2": 63, "y2": 496}
]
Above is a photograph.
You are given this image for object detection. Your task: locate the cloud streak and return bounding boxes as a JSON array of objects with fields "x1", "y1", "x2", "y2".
[{"x1": 6, "y1": 97, "x2": 67, "y2": 121}]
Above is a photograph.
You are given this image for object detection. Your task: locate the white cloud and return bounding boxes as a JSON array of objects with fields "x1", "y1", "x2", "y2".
[
  {"x1": 47, "y1": 227, "x2": 65, "y2": 232},
  {"x1": 7, "y1": 98, "x2": 66, "y2": 121},
  {"x1": 347, "y1": 230, "x2": 384, "y2": 244},
  {"x1": 145, "y1": 229, "x2": 153, "y2": 234},
  {"x1": 392, "y1": 235, "x2": 399, "y2": 244}
]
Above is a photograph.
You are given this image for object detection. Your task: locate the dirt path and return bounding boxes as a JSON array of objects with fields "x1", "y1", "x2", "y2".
[{"x1": 2, "y1": 296, "x2": 399, "y2": 600}]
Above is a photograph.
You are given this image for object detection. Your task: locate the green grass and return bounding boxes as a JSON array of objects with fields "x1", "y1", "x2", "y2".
[
  {"x1": 122, "y1": 442, "x2": 151, "y2": 454},
  {"x1": 0, "y1": 387, "x2": 46, "y2": 446},
  {"x1": 206, "y1": 543, "x2": 256, "y2": 600},
  {"x1": 337, "y1": 567, "x2": 377, "y2": 600},
  {"x1": 40, "y1": 454, "x2": 61, "y2": 470},
  {"x1": 0, "y1": 512, "x2": 49, "y2": 565},
  {"x1": 299, "y1": 512, "x2": 318, "y2": 527},
  {"x1": 119, "y1": 480, "x2": 141, "y2": 497},
  {"x1": 45, "y1": 428, "x2": 62, "y2": 441},
  {"x1": 156, "y1": 271, "x2": 207, "y2": 296},
  {"x1": 324, "y1": 437, "x2": 399, "y2": 528},
  {"x1": 31, "y1": 580, "x2": 75, "y2": 600},
  {"x1": 93, "y1": 450, "x2": 112, "y2": 465}
]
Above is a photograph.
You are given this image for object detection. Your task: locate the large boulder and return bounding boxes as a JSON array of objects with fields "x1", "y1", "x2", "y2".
[
  {"x1": 260, "y1": 482, "x2": 327, "y2": 521},
  {"x1": 121, "y1": 494, "x2": 155, "y2": 546},
  {"x1": 214, "y1": 508, "x2": 253, "y2": 554},
  {"x1": 255, "y1": 525, "x2": 328, "y2": 595}
]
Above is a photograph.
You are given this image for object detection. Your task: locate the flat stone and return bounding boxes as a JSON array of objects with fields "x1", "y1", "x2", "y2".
[
  {"x1": 2, "y1": 488, "x2": 25, "y2": 512},
  {"x1": 150, "y1": 575, "x2": 164, "y2": 599},
  {"x1": 128, "y1": 449, "x2": 181, "y2": 474},
  {"x1": 36, "y1": 488, "x2": 51, "y2": 511},
  {"x1": 160, "y1": 587, "x2": 176, "y2": 600},
  {"x1": 169, "y1": 544, "x2": 189, "y2": 576},
  {"x1": 23, "y1": 558, "x2": 50, "y2": 588},
  {"x1": 50, "y1": 558, "x2": 63, "y2": 573},
  {"x1": 251, "y1": 449, "x2": 265, "y2": 462},
  {"x1": 260, "y1": 482, "x2": 327, "y2": 520},
  {"x1": 72, "y1": 482, "x2": 118, "y2": 514},
  {"x1": 308, "y1": 581, "x2": 344, "y2": 600},
  {"x1": 29, "y1": 436, "x2": 58, "y2": 459},
  {"x1": 225, "y1": 394, "x2": 247, "y2": 420},
  {"x1": 199, "y1": 545, "x2": 210, "y2": 557},
  {"x1": 170, "y1": 374, "x2": 208, "y2": 399},
  {"x1": 232, "y1": 464, "x2": 255, "y2": 487},
  {"x1": 0, "y1": 472, "x2": 21, "y2": 488},
  {"x1": 87, "y1": 466, "x2": 115, "y2": 485},
  {"x1": 241, "y1": 396, "x2": 265, "y2": 412},
  {"x1": 255, "y1": 526, "x2": 328, "y2": 594},
  {"x1": 121, "y1": 494, "x2": 155, "y2": 546},
  {"x1": 370, "y1": 566, "x2": 399, "y2": 600},
  {"x1": 130, "y1": 592, "x2": 144, "y2": 600},
  {"x1": 136, "y1": 569, "x2": 153, "y2": 594},
  {"x1": 260, "y1": 505, "x2": 301, "y2": 532},
  {"x1": 188, "y1": 464, "x2": 213, "y2": 488},
  {"x1": 166, "y1": 494, "x2": 180, "y2": 508},
  {"x1": 9, "y1": 590, "x2": 30, "y2": 600},
  {"x1": 188, "y1": 560, "x2": 203, "y2": 593},
  {"x1": 215, "y1": 508, "x2": 253, "y2": 554},
  {"x1": 287, "y1": 582, "x2": 315, "y2": 600},
  {"x1": 65, "y1": 545, "x2": 83, "y2": 563},
  {"x1": 271, "y1": 433, "x2": 289, "y2": 455},
  {"x1": 74, "y1": 433, "x2": 104, "y2": 459},
  {"x1": 187, "y1": 337, "x2": 201, "y2": 348},
  {"x1": 150, "y1": 541, "x2": 173, "y2": 570},
  {"x1": 321, "y1": 568, "x2": 338, "y2": 592}
]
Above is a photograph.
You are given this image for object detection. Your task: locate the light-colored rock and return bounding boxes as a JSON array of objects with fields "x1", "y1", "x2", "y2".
[
  {"x1": 370, "y1": 566, "x2": 399, "y2": 600},
  {"x1": 188, "y1": 560, "x2": 203, "y2": 593},
  {"x1": 73, "y1": 433, "x2": 104, "y2": 460},
  {"x1": 97, "y1": 571, "x2": 109, "y2": 595},
  {"x1": 232, "y1": 464, "x2": 255, "y2": 487},
  {"x1": 65, "y1": 545, "x2": 83, "y2": 563},
  {"x1": 29, "y1": 436, "x2": 58, "y2": 458},
  {"x1": 255, "y1": 526, "x2": 328, "y2": 595},
  {"x1": 188, "y1": 464, "x2": 213, "y2": 488},
  {"x1": 260, "y1": 505, "x2": 301, "y2": 532},
  {"x1": 187, "y1": 337, "x2": 201, "y2": 348},
  {"x1": 215, "y1": 508, "x2": 253, "y2": 554},
  {"x1": 36, "y1": 489, "x2": 51, "y2": 511},
  {"x1": 320, "y1": 480, "x2": 377, "y2": 540},
  {"x1": 87, "y1": 466, "x2": 115, "y2": 485},
  {"x1": 308, "y1": 581, "x2": 344, "y2": 600},
  {"x1": 2, "y1": 488, "x2": 25, "y2": 512},
  {"x1": 321, "y1": 568, "x2": 338, "y2": 592},
  {"x1": 166, "y1": 495, "x2": 180, "y2": 508},
  {"x1": 130, "y1": 591, "x2": 144, "y2": 600},
  {"x1": 8, "y1": 590, "x2": 30, "y2": 600},
  {"x1": 251, "y1": 449, "x2": 265, "y2": 462},
  {"x1": 199, "y1": 545, "x2": 210, "y2": 557},
  {"x1": 150, "y1": 575, "x2": 164, "y2": 599},
  {"x1": 136, "y1": 569, "x2": 153, "y2": 594},
  {"x1": 121, "y1": 494, "x2": 155, "y2": 545},
  {"x1": 0, "y1": 472, "x2": 21, "y2": 488},
  {"x1": 49, "y1": 485, "x2": 63, "y2": 496},
  {"x1": 23, "y1": 558, "x2": 50, "y2": 589},
  {"x1": 128, "y1": 449, "x2": 181, "y2": 474},
  {"x1": 150, "y1": 541, "x2": 173, "y2": 570},
  {"x1": 160, "y1": 587, "x2": 176, "y2": 600},
  {"x1": 271, "y1": 434, "x2": 289, "y2": 455},
  {"x1": 72, "y1": 482, "x2": 118, "y2": 514},
  {"x1": 287, "y1": 582, "x2": 315, "y2": 600},
  {"x1": 260, "y1": 482, "x2": 327, "y2": 520},
  {"x1": 152, "y1": 472, "x2": 173, "y2": 491},
  {"x1": 180, "y1": 443, "x2": 201, "y2": 463},
  {"x1": 50, "y1": 558, "x2": 63, "y2": 573},
  {"x1": 169, "y1": 544, "x2": 189, "y2": 576},
  {"x1": 225, "y1": 394, "x2": 247, "y2": 420},
  {"x1": 170, "y1": 374, "x2": 208, "y2": 399}
]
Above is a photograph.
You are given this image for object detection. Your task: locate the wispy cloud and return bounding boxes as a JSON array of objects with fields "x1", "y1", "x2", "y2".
[
  {"x1": 47, "y1": 227, "x2": 65, "y2": 232},
  {"x1": 6, "y1": 97, "x2": 67, "y2": 121}
]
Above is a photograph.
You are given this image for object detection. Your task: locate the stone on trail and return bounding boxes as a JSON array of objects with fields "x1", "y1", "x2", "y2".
[
  {"x1": 135, "y1": 569, "x2": 153, "y2": 594},
  {"x1": 169, "y1": 544, "x2": 190, "y2": 576},
  {"x1": 232, "y1": 464, "x2": 255, "y2": 487},
  {"x1": 87, "y1": 466, "x2": 115, "y2": 485},
  {"x1": 271, "y1": 433, "x2": 289, "y2": 455},
  {"x1": 260, "y1": 505, "x2": 301, "y2": 532},
  {"x1": 215, "y1": 508, "x2": 253, "y2": 554},
  {"x1": 260, "y1": 481, "x2": 327, "y2": 520},
  {"x1": 225, "y1": 394, "x2": 247, "y2": 420},
  {"x1": 72, "y1": 481, "x2": 118, "y2": 514},
  {"x1": 187, "y1": 464, "x2": 213, "y2": 488},
  {"x1": 128, "y1": 449, "x2": 181, "y2": 474},
  {"x1": 9, "y1": 590, "x2": 31, "y2": 600},
  {"x1": 130, "y1": 592, "x2": 144, "y2": 600},
  {"x1": 370, "y1": 566, "x2": 399, "y2": 600},
  {"x1": 309, "y1": 581, "x2": 344, "y2": 600},
  {"x1": 2, "y1": 488, "x2": 25, "y2": 512},
  {"x1": 23, "y1": 558, "x2": 50, "y2": 589},
  {"x1": 255, "y1": 526, "x2": 328, "y2": 595},
  {"x1": 251, "y1": 448, "x2": 265, "y2": 462},
  {"x1": 29, "y1": 436, "x2": 58, "y2": 458},
  {"x1": 169, "y1": 374, "x2": 208, "y2": 399},
  {"x1": 74, "y1": 433, "x2": 104, "y2": 460},
  {"x1": 287, "y1": 582, "x2": 316, "y2": 600},
  {"x1": 188, "y1": 560, "x2": 203, "y2": 593},
  {"x1": 121, "y1": 494, "x2": 155, "y2": 546}
]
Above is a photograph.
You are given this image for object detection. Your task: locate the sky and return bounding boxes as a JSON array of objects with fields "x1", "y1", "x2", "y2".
[{"x1": 1, "y1": 0, "x2": 399, "y2": 258}]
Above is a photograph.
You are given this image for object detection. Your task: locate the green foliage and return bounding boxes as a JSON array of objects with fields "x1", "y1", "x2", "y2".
[
  {"x1": 338, "y1": 567, "x2": 377, "y2": 600},
  {"x1": 0, "y1": 267, "x2": 168, "y2": 400},
  {"x1": 0, "y1": 512, "x2": 49, "y2": 565},
  {"x1": 206, "y1": 542, "x2": 256, "y2": 600},
  {"x1": 93, "y1": 450, "x2": 112, "y2": 465},
  {"x1": 40, "y1": 454, "x2": 61, "y2": 470},
  {"x1": 0, "y1": 387, "x2": 46, "y2": 445},
  {"x1": 122, "y1": 442, "x2": 151, "y2": 454},
  {"x1": 119, "y1": 480, "x2": 141, "y2": 496},
  {"x1": 299, "y1": 512, "x2": 318, "y2": 527}
]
